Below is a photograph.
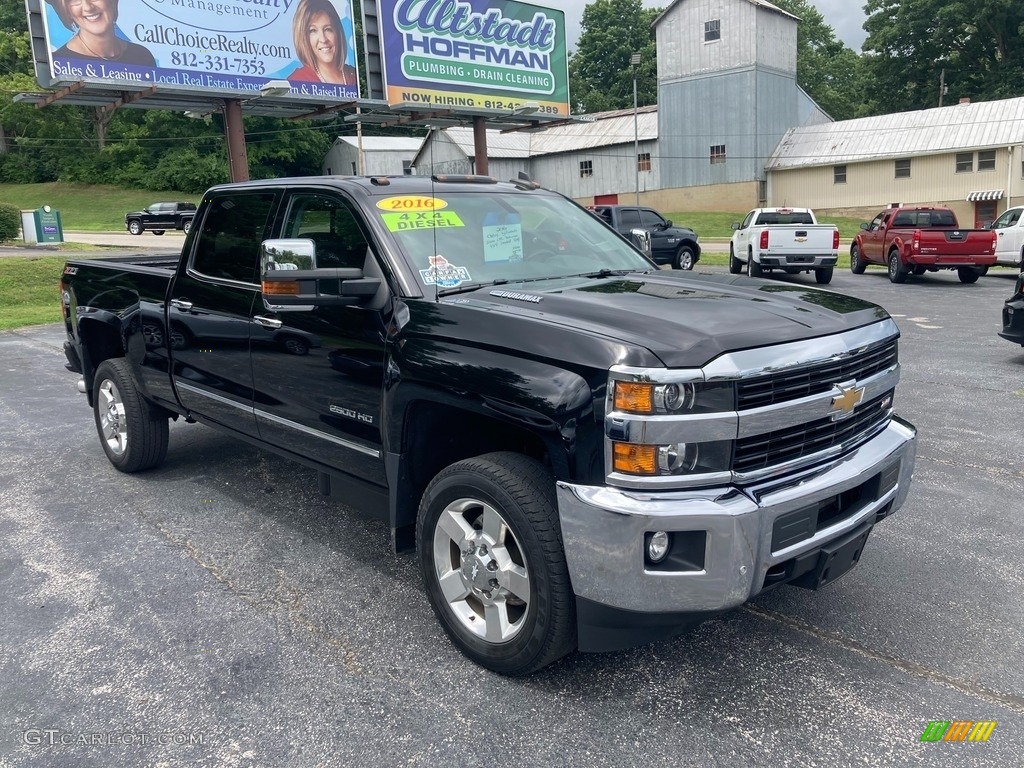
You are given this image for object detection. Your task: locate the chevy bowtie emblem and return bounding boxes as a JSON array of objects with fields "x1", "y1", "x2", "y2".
[{"x1": 831, "y1": 383, "x2": 865, "y2": 418}]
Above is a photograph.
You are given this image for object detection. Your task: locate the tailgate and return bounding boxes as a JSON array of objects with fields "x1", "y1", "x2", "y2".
[
  {"x1": 765, "y1": 226, "x2": 837, "y2": 254},
  {"x1": 918, "y1": 230, "x2": 996, "y2": 258}
]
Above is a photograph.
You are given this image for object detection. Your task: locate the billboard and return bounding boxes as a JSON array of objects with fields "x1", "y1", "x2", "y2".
[
  {"x1": 37, "y1": 0, "x2": 360, "y2": 101},
  {"x1": 376, "y1": 0, "x2": 569, "y2": 117}
]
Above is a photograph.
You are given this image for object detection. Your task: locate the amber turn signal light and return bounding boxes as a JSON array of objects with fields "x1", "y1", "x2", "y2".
[
  {"x1": 614, "y1": 382, "x2": 654, "y2": 413},
  {"x1": 612, "y1": 442, "x2": 657, "y2": 475},
  {"x1": 262, "y1": 280, "x2": 300, "y2": 295}
]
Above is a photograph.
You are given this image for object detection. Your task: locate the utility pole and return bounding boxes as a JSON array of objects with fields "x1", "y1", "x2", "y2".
[
  {"x1": 939, "y1": 68, "x2": 946, "y2": 107},
  {"x1": 631, "y1": 52, "x2": 641, "y2": 206}
]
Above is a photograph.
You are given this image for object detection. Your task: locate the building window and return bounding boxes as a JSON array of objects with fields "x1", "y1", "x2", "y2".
[
  {"x1": 834, "y1": 165, "x2": 847, "y2": 184},
  {"x1": 894, "y1": 158, "x2": 911, "y2": 179},
  {"x1": 402, "y1": 160, "x2": 413, "y2": 175},
  {"x1": 579, "y1": 160, "x2": 593, "y2": 178},
  {"x1": 955, "y1": 152, "x2": 974, "y2": 173},
  {"x1": 710, "y1": 144, "x2": 726, "y2": 164},
  {"x1": 977, "y1": 149, "x2": 996, "y2": 171},
  {"x1": 637, "y1": 152, "x2": 651, "y2": 172},
  {"x1": 704, "y1": 19, "x2": 720, "y2": 42},
  {"x1": 351, "y1": 162, "x2": 357, "y2": 175}
]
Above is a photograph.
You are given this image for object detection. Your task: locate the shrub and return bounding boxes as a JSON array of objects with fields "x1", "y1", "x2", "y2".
[{"x1": 0, "y1": 202, "x2": 21, "y2": 242}]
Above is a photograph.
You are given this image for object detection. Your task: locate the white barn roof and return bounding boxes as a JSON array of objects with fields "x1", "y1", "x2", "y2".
[
  {"x1": 334, "y1": 136, "x2": 424, "y2": 152},
  {"x1": 422, "y1": 105, "x2": 659, "y2": 163},
  {"x1": 655, "y1": 0, "x2": 799, "y2": 27},
  {"x1": 767, "y1": 96, "x2": 1024, "y2": 170}
]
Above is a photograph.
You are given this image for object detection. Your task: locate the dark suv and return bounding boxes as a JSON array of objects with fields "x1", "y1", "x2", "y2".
[{"x1": 125, "y1": 202, "x2": 197, "y2": 236}]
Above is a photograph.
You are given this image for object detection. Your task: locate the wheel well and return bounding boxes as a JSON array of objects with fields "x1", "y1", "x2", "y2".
[
  {"x1": 78, "y1": 319, "x2": 125, "y2": 404},
  {"x1": 402, "y1": 400, "x2": 551, "y2": 516}
]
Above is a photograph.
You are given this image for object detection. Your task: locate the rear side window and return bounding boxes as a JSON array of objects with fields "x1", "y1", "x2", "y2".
[{"x1": 191, "y1": 192, "x2": 278, "y2": 283}]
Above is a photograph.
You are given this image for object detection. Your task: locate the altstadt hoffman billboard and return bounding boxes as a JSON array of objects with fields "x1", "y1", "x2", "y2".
[
  {"x1": 37, "y1": 0, "x2": 360, "y2": 101},
  {"x1": 377, "y1": 0, "x2": 569, "y2": 117}
]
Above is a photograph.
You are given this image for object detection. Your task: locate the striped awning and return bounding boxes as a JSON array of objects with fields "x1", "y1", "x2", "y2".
[{"x1": 966, "y1": 190, "x2": 1004, "y2": 202}]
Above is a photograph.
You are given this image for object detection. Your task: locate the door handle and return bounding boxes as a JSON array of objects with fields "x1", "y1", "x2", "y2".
[
  {"x1": 170, "y1": 298, "x2": 193, "y2": 311},
  {"x1": 253, "y1": 315, "x2": 283, "y2": 329}
]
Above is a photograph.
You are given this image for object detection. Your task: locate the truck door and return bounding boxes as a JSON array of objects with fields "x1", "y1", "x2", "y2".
[
  {"x1": 168, "y1": 190, "x2": 280, "y2": 436},
  {"x1": 862, "y1": 212, "x2": 888, "y2": 262},
  {"x1": 639, "y1": 208, "x2": 671, "y2": 259},
  {"x1": 249, "y1": 190, "x2": 387, "y2": 486},
  {"x1": 991, "y1": 207, "x2": 1023, "y2": 265}
]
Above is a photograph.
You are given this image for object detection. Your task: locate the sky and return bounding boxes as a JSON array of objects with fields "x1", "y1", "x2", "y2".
[{"x1": 557, "y1": 0, "x2": 869, "y2": 54}]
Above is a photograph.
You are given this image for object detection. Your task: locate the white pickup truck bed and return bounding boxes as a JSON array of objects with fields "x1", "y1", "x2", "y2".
[{"x1": 729, "y1": 208, "x2": 840, "y2": 285}]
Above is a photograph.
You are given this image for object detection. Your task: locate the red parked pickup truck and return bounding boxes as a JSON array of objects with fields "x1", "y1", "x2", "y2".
[{"x1": 850, "y1": 206, "x2": 997, "y2": 284}]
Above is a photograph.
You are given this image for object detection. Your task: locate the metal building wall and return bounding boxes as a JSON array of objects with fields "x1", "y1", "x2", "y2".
[
  {"x1": 532, "y1": 140, "x2": 660, "y2": 199},
  {"x1": 413, "y1": 133, "x2": 472, "y2": 176},
  {"x1": 321, "y1": 142, "x2": 358, "y2": 176}
]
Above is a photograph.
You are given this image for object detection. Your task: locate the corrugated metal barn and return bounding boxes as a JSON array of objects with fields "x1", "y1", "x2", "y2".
[
  {"x1": 321, "y1": 136, "x2": 424, "y2": 177},
  {"x1": 767, "y1": 97, "x2": 1024, "y2": 226}
]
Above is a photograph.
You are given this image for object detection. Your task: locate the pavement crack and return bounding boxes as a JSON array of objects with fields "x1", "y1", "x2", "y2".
[
  {"x1": 744, "y1": 603, "x2": 1024, "y2": 715},
  {"x1": 916, "y1": 453, "x2": 1024, "y2": 481}
]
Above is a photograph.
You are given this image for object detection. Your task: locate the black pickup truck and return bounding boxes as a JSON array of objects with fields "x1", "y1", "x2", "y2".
[
  {"x1": 62, "y1": 175, "x2": 917, "y2": 675},
  {"x1": 124, "y1": 201, "x2": 197, "y2": 236},
  {"x1": 590, "y1": 204, "x2": 701, "y2": 269}
]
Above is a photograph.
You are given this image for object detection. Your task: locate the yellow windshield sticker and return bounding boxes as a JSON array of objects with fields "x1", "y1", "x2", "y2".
[
  {"x1": 381, "y1": 211, "x2": 464, "y2": 232},
  {"x1": 376, "y1": 196, "x2": 448, "y2": 212}
]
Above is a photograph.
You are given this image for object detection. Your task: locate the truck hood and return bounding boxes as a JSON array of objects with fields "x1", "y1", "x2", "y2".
[{"x1": 429, "y1": 271, "x2": 889, "y2": 368}]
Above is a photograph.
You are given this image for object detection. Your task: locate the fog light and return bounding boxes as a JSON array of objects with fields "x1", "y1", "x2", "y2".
[{"x1": 647, "y1": 531, "x2": 671, "y2": 563}]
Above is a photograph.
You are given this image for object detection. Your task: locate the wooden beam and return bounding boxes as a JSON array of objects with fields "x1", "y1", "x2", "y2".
[
  {"x1": 99, "y1": 86, "x2": 158, "y2": 115},
  {"x1": 35, "y1": 81, "x2": 85, "y2": 109}
]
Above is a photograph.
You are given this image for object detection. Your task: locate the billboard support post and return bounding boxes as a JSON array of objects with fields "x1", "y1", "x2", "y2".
[
  {"x1": 473, "y1": 117, "x2": 489, "y2": 176},
  {"x1": 224, "y1": 100, "x2": 250, "y2": 183}
]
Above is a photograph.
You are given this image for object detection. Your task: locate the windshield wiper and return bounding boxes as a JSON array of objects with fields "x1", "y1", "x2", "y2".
[{"x1": 436, "y1": 279, "x2": 508, "y2": 297}]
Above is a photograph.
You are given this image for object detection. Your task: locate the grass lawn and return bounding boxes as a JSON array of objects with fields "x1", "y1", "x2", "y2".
[
  {"x1": 0, "y1": 256, "x2": 66, "y2": 330},
  {"x1": 0, "y1": 182, "x2": 198, "y2": 232},
  {"x1": 666, "y1": 210, "x2": 870, "y2": 241}
]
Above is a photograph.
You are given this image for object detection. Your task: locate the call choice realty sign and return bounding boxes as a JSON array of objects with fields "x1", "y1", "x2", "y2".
[
  {"x1": 379, "y1": 0, "x2": 569, "y2": 117},
  {"x1": 37, "y1": 0, "x2": 359, "y2": 101}
]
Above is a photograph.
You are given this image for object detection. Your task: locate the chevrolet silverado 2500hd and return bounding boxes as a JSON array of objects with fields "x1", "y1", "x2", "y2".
[{"x1": 61, "y1": 175, "x2": 917, "y2": 675}]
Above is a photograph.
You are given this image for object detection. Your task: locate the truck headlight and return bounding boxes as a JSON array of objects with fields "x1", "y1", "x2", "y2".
[
  {"x1": 612, "y1": 380, "x2": 733, "y2": 415},
  {"x1": 612, "y1": 440, "x2": 732, "y2": 476}
]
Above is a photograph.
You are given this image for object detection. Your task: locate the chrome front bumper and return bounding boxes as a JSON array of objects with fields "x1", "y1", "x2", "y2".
[{"x1": 556, "y1": 416, "x2": 916, "y2": 614}]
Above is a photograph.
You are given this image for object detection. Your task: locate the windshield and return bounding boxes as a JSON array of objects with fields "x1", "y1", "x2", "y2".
[{"x1": 374, "y1": 190, "x2": 653, "y2": 291}]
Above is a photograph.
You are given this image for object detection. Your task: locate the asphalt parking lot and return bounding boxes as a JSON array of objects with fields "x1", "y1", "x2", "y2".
[{"x1": 1, "y1": 262, "x2": 1022, "y2": 766}]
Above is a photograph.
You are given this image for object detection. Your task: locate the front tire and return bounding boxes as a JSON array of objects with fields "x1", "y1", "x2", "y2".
[
  {"x1": 675, "y1": 245, "x2": 696, "y2": 271},
  {"x1": 888, "y1": 250, "x2": 908, "y2": 283},
  {"x1": 815, "y1": 266, "x2": 834, "y2": 284},
  {"x1": 850, "y1": 243, "x2": 867, "y2": 274},
  {"x1": 92, "y1": 359, "x2": 169, "y2": 472},
  {"x1": 127, "y1": 220, "x2": 142, "y2": 235},
  {"x1": 152, "y1": 230, "x2": 165, "y2": 236},
  {"x1": 417, "y1": 452, "x2": 575, "y2": 676},
  {"x1": 957, "y1": 266, "x2": 981, "y2": 284}
]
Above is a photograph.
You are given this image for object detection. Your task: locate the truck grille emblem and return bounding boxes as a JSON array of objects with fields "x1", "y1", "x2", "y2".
[{"x1": 830, "y1": 383, "x2": 865, "y2": 419}]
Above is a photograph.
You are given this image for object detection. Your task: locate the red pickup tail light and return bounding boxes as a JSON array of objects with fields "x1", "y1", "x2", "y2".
[
  {"x1": 832, "y1": 230, "x2": 840, "y2": 250},
  {"x1": 991, "y1": 231, "x2": 998, "y2": 253},
  {"x1": 912, "y1": 229, "x2": 921, "y2": 253},
  {"x1": 759, "y1": 230, "x2": 769, "y2": 250}
]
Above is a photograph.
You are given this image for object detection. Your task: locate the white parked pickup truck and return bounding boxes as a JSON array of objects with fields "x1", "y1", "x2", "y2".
[
  {"x1": 729, "y1": 207, "x2": 840, "y2": 284},
  {"x1": 991, "y1": 205, "x2": 1024, "y2": 267}
]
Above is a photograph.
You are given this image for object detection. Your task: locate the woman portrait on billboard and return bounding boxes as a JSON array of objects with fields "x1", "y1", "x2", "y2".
[
  {"x1": 289, "y1": 0, "x2": 357, "y2": 86},
  {"x1": 47, "y1": 0, "x2": 155, "y2": 66}
]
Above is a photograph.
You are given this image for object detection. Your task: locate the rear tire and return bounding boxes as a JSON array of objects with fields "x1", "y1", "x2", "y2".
[
  {"x1": 92, "y1": 359, "x2": 169, "y2": 473},
  {"x1": 417, "y1": 452, "x2": 575, "y2": 675},
  {"x1": 887, "y1": 250, "x2": 908, "y2": 283},
  {"x1": 152, "y1": 230, "x2": 165, "y2": 236},
  {"x1": 747, "y1": 252, "x2": 763, "y2": 278},
  {"x1": 957, "y1": 266, "x2": 981, "y2": 284},
  {"x1": 815, "y1": 266, "x2": 834, "y2": 285},
  {"x1": 183, "y1": 220, "x2": 192, "y2": 235},
  {"x1": 850, "y1": 244, "x2": 867, "y2": 274},
  {"x1": 728, "y1": 245, "x2": 743, "y2": 274}
]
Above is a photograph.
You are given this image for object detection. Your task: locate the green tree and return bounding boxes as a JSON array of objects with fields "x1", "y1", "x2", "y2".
[
  {"x1": 568, "y1": 0, "x2": 658, "y2": 114},
  {"x1": 771, "y1": 0, "x2": 866, "y2": 120},
  {"x1": 862, "y1": 0, "x2": 1024, "y2": 113}
]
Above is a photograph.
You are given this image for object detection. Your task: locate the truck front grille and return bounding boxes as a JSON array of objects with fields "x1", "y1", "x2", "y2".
[
  {"x1": 737, "y1": 340, "x2": 897, "y2": 410},
  {"x1": 733, "y1": 394, "x2": 892, "y2": 473}
]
